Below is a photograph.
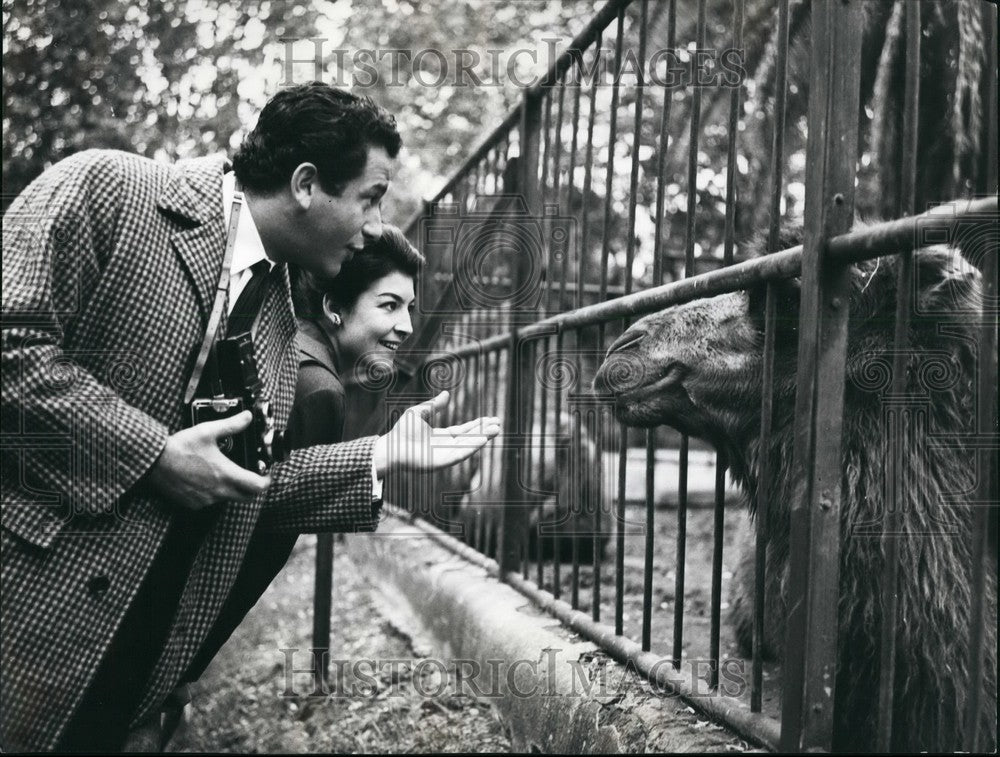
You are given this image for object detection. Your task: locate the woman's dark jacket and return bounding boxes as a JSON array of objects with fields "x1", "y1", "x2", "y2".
[{"x1": 184, "y1": 318, "x2": 346, "y2": 680}]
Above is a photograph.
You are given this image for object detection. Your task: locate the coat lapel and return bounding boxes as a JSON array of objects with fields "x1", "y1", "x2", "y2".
[
  {"x1": 255, "y1": 263, "x2": 298, "y2": 423},
  {"x1": 157, "y1": 156, "x2": 229, "y2": 321}
]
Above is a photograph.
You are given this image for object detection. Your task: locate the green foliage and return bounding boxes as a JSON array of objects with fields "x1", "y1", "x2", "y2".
[{"x1": 2, "y1": 0, "x2": 596, "y2": 217}]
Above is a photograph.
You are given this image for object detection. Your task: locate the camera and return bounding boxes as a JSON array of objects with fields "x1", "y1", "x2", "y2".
[
  {"x1": 189, "y1": 333, "x2": 288, "y2": 475},
  {"x1": 418, "y1": 194, "x2": 576, "y2": 314}
]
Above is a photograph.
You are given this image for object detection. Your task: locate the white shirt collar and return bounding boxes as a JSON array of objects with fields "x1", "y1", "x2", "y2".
[{"x1": 222, "y1": 171, "x2": 274, "y2": 276}]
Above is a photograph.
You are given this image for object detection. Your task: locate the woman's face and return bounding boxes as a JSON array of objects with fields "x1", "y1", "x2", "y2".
[{"x1": 330, "y1": 270, "x2": 416, "y2": 365}]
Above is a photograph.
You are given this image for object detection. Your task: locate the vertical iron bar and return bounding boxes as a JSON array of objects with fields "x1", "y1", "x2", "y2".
[
  {"x1": 672, "y1": 435, "x2": 689, "y2": 668},
  {"x1": 599, "y1": 5, "x2": 626, "y2": 312},
  {"x1": 563, "y1": 68, "x2": 583, "y2": 613},
  {"x1": 624, "y1": 0, "x2": 648, "y2": 296},
  {"x1": 578, "y1": 39, "x2": 600, "y2": 312},
  {"x1": 601, "y1": 6, "x2": 627, "y2": 638},
  {"x1": 642, "y1": 431, "x2": 655, "y2": 652},
  {"x1": 579, "y1": 41, "x2": 603, "y2": 622},
  {"x1": 674, "y1": 0, "x2": 708, "y2": 669},
  {"x1": 651, "y1": 0, "x2": 679, "y2": 664},
  {"x1": 524, "y1": 338, "x2": 541, "y2": 569},
  {"x1": 876, "y1": 1, "x2": 919, "y2": 749},
  {"x1": 571, "y1": 401, "x2": 581, "y2": 611},
  {"x1": 521, "y1": 342, "x2": 532, "y2": 572},
  {"x1": 709, "y1": 453, "x2": 727, "y2": 689},
  {"x1": 618, "y1": 0, "x2": 652, "y2": 652},
  {"x1": 468, "y1": 349, "x2": 480, "y2": 537},
  {"x1": 474, "y1": 347, "x2": 491, "y2": 547},
  {"x1": 538, "y1": 333, "x2": 550, "y2": 588},
  {"x1": 708, "y1": 0, "x2": 743, "y2": 683},
  {"x1": 616, "y1": 415, "x2": 628, "y2": 636},
  {"x1": 562, "y1": 72, "x2": 582, "y2": 315},
  {"x1": 487, "y1": 347, "x2": 498, "y2": 478},
  {"x1": 552, "y1": 329, "x2": 565, "y2": 600},
  {"x1": 593, "y1": 375, "x2": 605, "y2": 623},
  {"x1": 684, "y1": 0, "x2": 708, "y2": 277},
  {"x1": 499, "y1": 91, "x2": 543, "y2": 575},
  {"x1": 652, "y1": 0, "x2": 678, "y2": 287},
  {"x1": 547, "y1": 79, "x2": 567, "y2": 315},
  {"x1": 753, "y1": 283, "x2": 777, "y2": 711},
  {"x1": 723, "y1": 0, "x2": 745, "y2": 267},
  {"x1": 779, "y1": 0, "x2": 863, "y2": 750},
  {"x1": 540, "y1": 91, "x2": 554, "y2": 217},
  {"x1": 752, "y1": 0, "x2": 788, "y2": 715},
  {"x1": 500, "y1": 338, "x2": 526, "y2": 573},
  {"x1": 312, "y1": 534, "x2": 334, "y2": 685}
]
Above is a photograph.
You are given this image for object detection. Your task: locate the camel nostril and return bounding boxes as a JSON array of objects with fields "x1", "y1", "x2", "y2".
[{"x1": 605, "y1": 329, "x2": 646, "y2": 357}]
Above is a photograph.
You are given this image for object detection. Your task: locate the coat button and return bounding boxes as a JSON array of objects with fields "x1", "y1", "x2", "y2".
[{"x1": 86, "y1": 575, "x2": 111, "y2": 596}]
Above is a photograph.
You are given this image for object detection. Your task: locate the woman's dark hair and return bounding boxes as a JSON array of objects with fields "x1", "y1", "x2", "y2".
[
  {"x1": 233, "y1": 82, "x2": 402, "y2": 195},
  {"x1": 292, "y1": 224, "x2": 425, "y2": 319}
]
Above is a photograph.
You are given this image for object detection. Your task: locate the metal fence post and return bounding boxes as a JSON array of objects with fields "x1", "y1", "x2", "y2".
[
  {"x1": 779, "y1": 0, "x2": 864, "y2": 751},
  {"x1": 497, "y1": 91, "x2": 543, "y2": 575}
]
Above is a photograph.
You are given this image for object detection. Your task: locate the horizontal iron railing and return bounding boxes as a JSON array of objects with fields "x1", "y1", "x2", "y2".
[{"x1": 414, "y1": 196, "x2": 998, "y2": 363}]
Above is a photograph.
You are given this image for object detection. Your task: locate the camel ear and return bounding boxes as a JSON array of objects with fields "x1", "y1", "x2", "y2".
[{"x1": 914, "y1": 248, "x2": 981, "y2": 317}]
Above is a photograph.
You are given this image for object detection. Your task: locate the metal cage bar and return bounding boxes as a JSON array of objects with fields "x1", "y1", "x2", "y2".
[
  {"x1": 875, "y1": 0, "x2": 921, "y2": 748},
  {"x1": 752, "y1": 0, "x2": 788, "y2": 715},
  {"x1": 779, "y1": 0, "x2": 864, "y2": 750}
]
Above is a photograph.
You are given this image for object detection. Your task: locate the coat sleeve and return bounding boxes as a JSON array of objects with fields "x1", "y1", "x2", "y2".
[
  {"x1": 256, "y1": 436, "x2": 382, "y2": 533},
  {"x1": 257, "y1": 359, "x2": 381, "y2": 532},
  {"x1": 1, "y1": 151, "x2": 170, "y2": 547}
]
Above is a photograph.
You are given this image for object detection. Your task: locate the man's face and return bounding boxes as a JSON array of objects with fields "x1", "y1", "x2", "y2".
[{"x1": 294, "y1": 145, "x2": 394, "y2": 278}]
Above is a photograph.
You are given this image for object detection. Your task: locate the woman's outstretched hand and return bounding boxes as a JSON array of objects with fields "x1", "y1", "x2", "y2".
[{"x1": 372, "y1": 390, "x2": 501, "y2": 476}]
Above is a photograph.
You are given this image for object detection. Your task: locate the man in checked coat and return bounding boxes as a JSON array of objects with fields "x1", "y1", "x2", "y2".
[{"x1": 1, "y1": 83, "x2": 499, "y2": 751}]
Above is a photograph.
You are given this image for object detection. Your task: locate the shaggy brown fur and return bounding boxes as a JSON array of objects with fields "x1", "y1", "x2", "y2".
[{"x1": 594, "y1": 226, "x2": 997, "y2": 751}]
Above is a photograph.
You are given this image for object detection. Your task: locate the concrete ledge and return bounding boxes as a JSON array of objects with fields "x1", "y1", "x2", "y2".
[{"x1": 344, "y1": 515, "x2": 753, "y2": 753}]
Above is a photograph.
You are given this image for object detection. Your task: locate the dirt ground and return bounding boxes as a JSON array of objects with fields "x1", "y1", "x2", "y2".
[
  {"x1": 527, "y1": 501, "x2": 782, "y2": 724},
  {"x1": 169, "y1": 502, "x2": 770, "y2": 753},
  {"x1": 169, "y1": 536, "x2": 512, "y2": 753}
]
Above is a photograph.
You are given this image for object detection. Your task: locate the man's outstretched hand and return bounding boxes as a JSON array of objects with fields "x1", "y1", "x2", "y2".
[{"x1": 372, "y1": 390, "x2": 501, "y2": 477}]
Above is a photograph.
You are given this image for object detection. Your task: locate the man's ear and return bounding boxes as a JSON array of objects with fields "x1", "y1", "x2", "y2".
[{"x1": 290, "y1": 163, "x2": 319, "y2": 210}]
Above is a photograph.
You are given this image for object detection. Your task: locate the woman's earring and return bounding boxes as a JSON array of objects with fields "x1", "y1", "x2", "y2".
[{"x1": 329, "y1": 312, "x2": 342, "y2": 327}]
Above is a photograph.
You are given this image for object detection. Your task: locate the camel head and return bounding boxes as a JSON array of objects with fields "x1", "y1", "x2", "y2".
[{"x1": 593, "y1": 226, "x2": 982, "y2": 454}]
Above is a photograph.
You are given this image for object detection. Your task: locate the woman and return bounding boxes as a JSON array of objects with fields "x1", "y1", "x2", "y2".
[
  {"x1": 180, "y1": 225, "x2": 423, "y2": 697},
  {"x1": 287, "y1": 223, "x2": 422, "y2": 447}
]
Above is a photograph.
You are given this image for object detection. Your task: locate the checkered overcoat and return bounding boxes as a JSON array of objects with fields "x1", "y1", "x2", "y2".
[{"x1": 1, "y1": 149, "x2": 382, "y2": 751}]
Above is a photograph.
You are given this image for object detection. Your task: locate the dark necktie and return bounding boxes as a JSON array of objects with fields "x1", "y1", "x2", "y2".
[{"x1": 227, "y1": 259, "x2": 271, "y2": 337}]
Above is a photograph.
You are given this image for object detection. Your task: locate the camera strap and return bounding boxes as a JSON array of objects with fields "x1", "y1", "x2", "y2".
[{"x1": 182, "y1": 179, "x2": 245, "y2": 406}]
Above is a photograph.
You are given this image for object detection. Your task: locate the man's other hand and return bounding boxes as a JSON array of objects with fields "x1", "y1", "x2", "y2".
[
  {"x1": 372, "y1": 390, "x2": 501, "y2": 477},
  {"x1": 146, "y1": 411, "x2": 271, "y2": 509}
]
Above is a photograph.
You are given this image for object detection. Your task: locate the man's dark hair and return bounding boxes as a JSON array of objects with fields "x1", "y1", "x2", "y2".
[
  {"x1": 233, "y1": 82, "x2": 402, "y2": 195},
  {"x1": 292, "y1": 224, "x2": 425, "y2": 319}
]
